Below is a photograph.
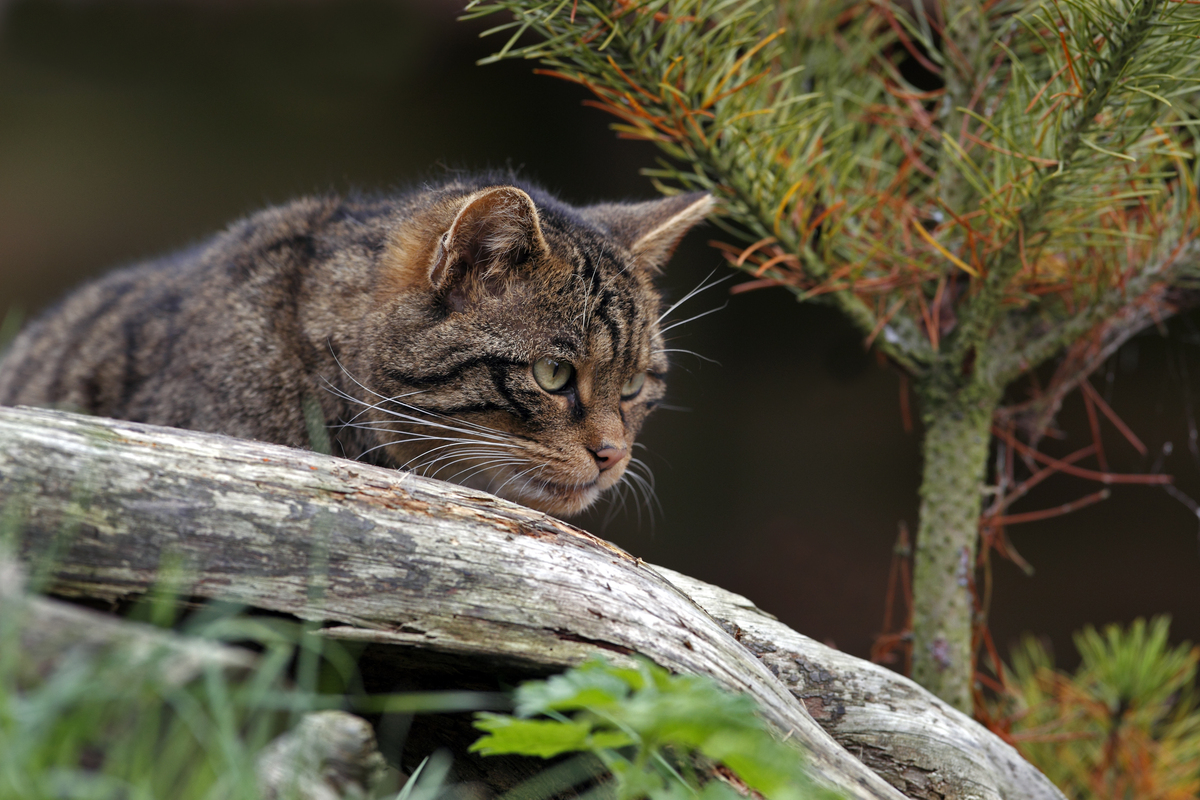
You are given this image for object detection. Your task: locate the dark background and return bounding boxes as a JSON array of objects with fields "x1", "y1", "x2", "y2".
[{"x1": 2, "y1": 0, "x2": 1198, "y2": 669}]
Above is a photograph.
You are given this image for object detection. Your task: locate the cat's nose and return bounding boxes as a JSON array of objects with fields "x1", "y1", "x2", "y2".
[{"x1": 590, "y1": 444, "x2": 627, "y2": 472}]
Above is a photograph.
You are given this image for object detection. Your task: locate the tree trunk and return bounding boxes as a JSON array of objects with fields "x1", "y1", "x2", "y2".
[
  {"x1": 0, "y1": 405, "x2": 1062, "y2": 800},
  {"x1": 911, "y1": 385, "x2": 1000, "y2": 712}
]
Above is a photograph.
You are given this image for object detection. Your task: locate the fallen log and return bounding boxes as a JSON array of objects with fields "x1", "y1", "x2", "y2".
[{"x1": 0, "y1": 405, "x2": 1063, "y2": 800}]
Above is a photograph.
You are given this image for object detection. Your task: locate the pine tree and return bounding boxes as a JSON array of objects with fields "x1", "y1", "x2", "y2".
[{"x1": 464, "y1": 0, "x2": 1200, "y2": 711}]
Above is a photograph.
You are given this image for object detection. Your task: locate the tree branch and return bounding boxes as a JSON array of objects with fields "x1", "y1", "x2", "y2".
[{"x1": 0, "y1": 406, "x2": 1063, "y2": 800}]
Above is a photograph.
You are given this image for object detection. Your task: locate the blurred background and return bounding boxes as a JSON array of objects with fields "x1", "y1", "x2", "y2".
[{"x1": 2, "y1": 0, "x2": 1199, "y2": 669}]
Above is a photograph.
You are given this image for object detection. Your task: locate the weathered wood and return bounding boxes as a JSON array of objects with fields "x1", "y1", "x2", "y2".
[
  {"x1": 257, "y1": 711, "x2": 388, "y2": 800},
  {"x1": 0, "y1": 406, "x2": 1062, "y2": 800},
  {"x1": 0, "y1": 552, "x2": 258, "y2": 685},
  {"x1": 662, "y1": 570, "x2": 1059, "y2": 800},
  {"x1": 2, "y1": 558, "x2": 384, "y2": 800}
]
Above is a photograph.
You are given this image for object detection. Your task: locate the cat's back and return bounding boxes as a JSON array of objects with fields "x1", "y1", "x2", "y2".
[{"x1": 0, "y1": 193, "x2": 377, "y2": 440}]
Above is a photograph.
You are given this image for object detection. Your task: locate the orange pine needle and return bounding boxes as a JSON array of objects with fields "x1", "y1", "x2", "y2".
[
  {"x1": 992, "y1": 489, "x2": 1111, "y2": 526},
  {"x1": 912, "y1": 220, "x2": 981, "y2": 277},
  {"x1": 803, "y1": 199, "x2": 845, "y2": 241},
  {"x1": 734, "y1": 236, "x2": 777, "y2": 266},
  {"x1": 606, "y1": 55, "x2": 661, "y2": 103},
  {"x1": 1081, "y1": 377, "x2": 1109, "y2": 472},
  {"x1": 701, "y1": 27, "x2": 785, "y2": 108},
  {"x1": 962, "y1": 131, "x2": 1060, "y2": 168},
  {"x1": 914, "y1": 286, "x2": 938, "y2": 350},
  {"x1": 1054, "y1": 9, "x2": 1085, "y2": 96},
  {"x1": 729, "y1": 277, "x2": 789, "y2": 294},
  {"x1": 1081, "y1": 379, "x2": 1148, "y2": 455},
  {"x1": 752, "y1": 252, "x2": 800, "y2": 277},
  {"x1": 705, "y1": 71, "x2": 766, "y2": 107},
  {"x1": 866, "y1": 297, "x2": 907, "y2": 349},
  {"x1": 992, "y1": 426, "x2": 1168, "y2": 484}
]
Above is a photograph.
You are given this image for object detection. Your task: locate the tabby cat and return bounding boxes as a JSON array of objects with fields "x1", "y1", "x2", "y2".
[{"x1": 0, "y1": 176, "x2": 713, "y2": 516}]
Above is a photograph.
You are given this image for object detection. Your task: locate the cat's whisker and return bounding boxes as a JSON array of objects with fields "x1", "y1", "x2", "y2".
[
  {"x1": 340, "y1": 383, "x2": 525, "y2": 442},
  {"x1": 608, "y1": 470, "x2": 644, "y2": 529},
  {"x1": 322, "y1": 355, "x2": 430, "y2": 426},
  {"x1": 623, "y1": 457, "x2": 662, "y2": 524},
  {"x1": 401, "y1": 444, "x2": 522, "y2": 476},
  {"x1": 627, "y1": 456, "x2": 657, "y2": 490},
  {"x1": 388, "y1": 400, "x2": 523, "y2": 441},
  {"x1": 357, "y1": 432, "x2": 516, "y2": 464},
  {"x1": 653, "y1": 347, "x2": 720, "y2": 365},
  {"x1": 657, "y1": 301, "x2": 729, "y2": 337},
  {"x1": 450, "y1": 457, "x2": 531, "y2": 486},
  {"x1": 325, "y1": 361, "x2": 522, "y2": 446},
  {"x1": 496, "y1": 462, "x2": 551, "y2": 500},
  {"x1": 499, "y1": 460, "x2": 549, "y2": 491},
  {"x1": 349, "y1": 404, "x2": 521, "y2": 446},
  {"x1": 415, "y1": 449, "x2": 525, "y2": 478},
  {"x1": 419, "y1": 455, "x2": 521, "y2": 483},
  {"x1": 348, "y1": 428, "x2": 520, "y2": 455},
  {"x1": 623, "y1": 473, "x2": 653, "y2": 529},
  {"x1": 600, "y1": 476, "x2": 632, "y2": 530},
  {"x1": 656, "y1": 269, "x2": 731, "y2": 325},
  {"x1": 338, "y1": 423, "x2": 516, "y2": 450}
]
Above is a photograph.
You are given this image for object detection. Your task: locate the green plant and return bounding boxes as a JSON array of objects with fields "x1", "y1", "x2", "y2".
[
  {"x1": 0, "y1": 587, "x2": 497, "y2": 799},
  {"x1": 472, "y1": 657, "x2": 841, "y2": 800},
  {"x1": 1, "y1": 609, "x2": 303, "y2": 799},
  {"x1": 465, "y1": 0, "x2": 1200, "y2": 710},
  {"x1": 988, "y1": 617, "x2": 1200, "y2": 799}
]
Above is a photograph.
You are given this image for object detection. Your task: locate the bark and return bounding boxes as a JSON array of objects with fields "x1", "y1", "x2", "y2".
[
  {"x1": 665, "y1": 569, "x2": 1058, "y2": 800},
  {"x1": 0, "y1": 405, "x2": 1063, "y2": 800},
  {"x1": 911, "y1": 387, "x2": 1000, "y2": 712},
  {"x1": 257, "y1": 711, "x2": 388, "y2": 800},
  {"x1": 2, "y1": 558, "x2": 386, "y2": 800},
  {"x1": 0, "y1": 552, "x2": 258, "y2": 686}
]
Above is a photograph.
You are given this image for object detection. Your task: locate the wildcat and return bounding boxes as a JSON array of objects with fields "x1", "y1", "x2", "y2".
[{"x1": 0, "y1": 176, "x2": 713, "y2": 516}]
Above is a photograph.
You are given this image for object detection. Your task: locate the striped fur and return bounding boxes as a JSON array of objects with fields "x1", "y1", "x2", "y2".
[{"x1": 0, "y1": 176, "x2": 713, "y2": 516}]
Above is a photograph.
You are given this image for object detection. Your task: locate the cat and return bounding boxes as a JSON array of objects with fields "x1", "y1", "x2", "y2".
[{"x1": 0, "y1": 175, "x2": 713, "y2": 517}]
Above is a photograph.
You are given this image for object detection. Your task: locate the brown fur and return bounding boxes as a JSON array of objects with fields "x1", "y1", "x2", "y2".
[{"x1": 0, "y1": 176, "x2": 713, "y2": 516}]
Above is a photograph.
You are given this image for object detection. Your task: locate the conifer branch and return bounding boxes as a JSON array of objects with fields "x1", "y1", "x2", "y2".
[
  {"x1": 468, "y1": 0, "x2": 1200, "y2": 714},
  {"x1": 952, "y1": 0, "x2": 1179, "y2": 373}
]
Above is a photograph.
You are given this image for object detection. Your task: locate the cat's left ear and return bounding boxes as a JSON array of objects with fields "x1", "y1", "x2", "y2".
[
  {"x1": 430, "y1": 186, "x2": 550, "y2": 290},
  {"x1": 589, "y1": 192, "x2": 716, "y2": 272}
]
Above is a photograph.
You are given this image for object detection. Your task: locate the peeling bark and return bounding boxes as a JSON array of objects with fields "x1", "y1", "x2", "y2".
[{"x1": 0, "y1": 406, "x2": 1063, "y2": 800}]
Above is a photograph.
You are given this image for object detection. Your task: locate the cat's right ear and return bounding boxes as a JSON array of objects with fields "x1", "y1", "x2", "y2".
[
  {"x1": 427, "y1": 187, "x2": 549, "y2": 305},
  {"x1": 585, "y1": 192, "x2": 716, "y2": 273}
]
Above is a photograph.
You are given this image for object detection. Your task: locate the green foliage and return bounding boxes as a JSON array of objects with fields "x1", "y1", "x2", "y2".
[
  {"x1": 0, "y1": 589, "x2": 478, "y2": 800},
  {"x1": 993, "y1": 617, "x2": 1200, "y2": 799},
  {"x1": 472, "y1": 658, "x2": 841, "y2": 800},
  {"x1": 1, "y1": 608, "x2": 295, "y2": 799},
  {"x1": 466, "y1": 0, "x2": 1200, "y2": 713},
  {"x1": 464, "y1": 0, "x2": 1200, "y2": 378}
]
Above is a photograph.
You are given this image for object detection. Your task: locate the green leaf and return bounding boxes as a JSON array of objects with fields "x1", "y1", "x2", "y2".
[
  {"x1": 586, "y1": 730, "x2": 636, "y2": 750},
  {"x1": 471, "y1": 658, "x2": 838, "y2": 800},
  {"x1": 470, "y1": 715, "x2": 594, "y2": 758},
  {"x1": 514, "y1": 659, "x2": 642, "y2": 716}
]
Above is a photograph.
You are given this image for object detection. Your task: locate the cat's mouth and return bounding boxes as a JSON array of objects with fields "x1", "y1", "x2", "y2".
[
  {"x1": 513, "y1": 476, "x2": 605, "y2": 517},
  {"x1": 450, "y1": 457, "x2": 619, "y2": 517}
]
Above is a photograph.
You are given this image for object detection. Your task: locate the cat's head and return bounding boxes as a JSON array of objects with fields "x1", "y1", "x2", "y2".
[{"x1": 367, "y1": 182, "x2": 713, "y2": 516}]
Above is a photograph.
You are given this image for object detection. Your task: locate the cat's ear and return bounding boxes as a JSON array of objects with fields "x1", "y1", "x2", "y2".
[
  {"x1": 429, "y1": 186, "x2": 548, "y2": 295},
  {"x1": 589, "y1": 192, "x2": 715, "y2": 272}
]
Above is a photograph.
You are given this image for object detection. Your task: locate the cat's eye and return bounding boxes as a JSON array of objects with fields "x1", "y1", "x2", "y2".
[
  {"x1": 533, "y1": 357, "x2": 574, "y2": 392},
  {"x1": 621, "y1": 372, "x2": 647, "y2": 399}
]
